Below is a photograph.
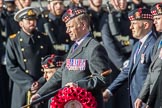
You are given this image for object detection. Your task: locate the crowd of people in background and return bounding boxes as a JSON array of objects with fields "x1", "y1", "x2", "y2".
[{"x1": 0, "y1": 0, "x2": 162, "y2": 108}]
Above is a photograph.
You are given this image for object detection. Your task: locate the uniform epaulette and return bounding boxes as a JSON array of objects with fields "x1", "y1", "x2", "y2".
[{"x1": 9, "y1": 34, "x2": 16, "y2": 39}]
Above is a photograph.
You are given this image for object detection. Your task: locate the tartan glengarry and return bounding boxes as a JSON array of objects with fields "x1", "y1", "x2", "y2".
[
  {"x1": 41, "y1": 54, "x2": 64, "y2": 69},
  {"x1": 151, "y1": 3, "x2": 162, "y2": 16},
  {"x1": 62, "y1": 7, "x2": 86, "y2": 23},
  {"x1": 128, "y1": 8, "x2": 153, "y2": 21}
]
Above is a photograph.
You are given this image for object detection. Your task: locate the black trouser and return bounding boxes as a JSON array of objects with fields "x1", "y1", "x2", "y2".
[{"x1": 0, "y1": 64, "x2": 10, "y2": 108}]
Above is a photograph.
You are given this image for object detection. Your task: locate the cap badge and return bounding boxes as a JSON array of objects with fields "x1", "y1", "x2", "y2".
[
  {"x1": 47, "y1": 54, "x2": 55, "y2": 68},
  {"x1": 135, "y1": 11, "x2": 141, "y2": 19},
  {"x1": 27, "y1": 9, "x2": 36, "y2": 16},
  {"x1": 67, "y1": 9, "x2": 74, "y2": 17},
  {"x1": 156, "y1": 4, "x2": 162, "y2": 14}
]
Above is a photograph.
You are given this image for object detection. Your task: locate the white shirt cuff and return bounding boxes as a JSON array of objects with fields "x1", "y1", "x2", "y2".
[{"x1": 106, "y1": 89, "x2": 113, "y2": 96}]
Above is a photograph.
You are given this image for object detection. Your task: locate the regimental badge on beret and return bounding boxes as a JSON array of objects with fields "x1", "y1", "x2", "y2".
[
  {"x1": 151, "y1": 3, "x2": 162, "y2": 16},
  {"x1": 62, "y1": 7, "x2": 86, "y2": 23},
  {"x1": 128, "y1": 8, "x2": 153, "y2": 21},
  {"x1": 14, "y1": 7, "x2": 39, "y2": 22},
  {"x1": 41, "y1": 54, "x2": 64, "y2": 69},
  {"x1": 135, "y1": 11, "x2": 141, "y2": 19}
]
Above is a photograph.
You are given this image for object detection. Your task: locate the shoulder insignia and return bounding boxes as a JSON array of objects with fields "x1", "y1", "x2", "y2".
[{"x1": 9, "y1": 34, "x2": 16, "y2": 39}]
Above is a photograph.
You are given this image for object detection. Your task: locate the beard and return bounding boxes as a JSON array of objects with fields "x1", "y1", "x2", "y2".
[{"x1": 22, "y1": 25, "x2": 36, "y2": 35}]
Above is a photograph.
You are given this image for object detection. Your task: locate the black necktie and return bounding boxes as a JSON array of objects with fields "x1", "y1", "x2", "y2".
[{"x1": 29, "y1": 36, "x2": 35, "y2": 44}]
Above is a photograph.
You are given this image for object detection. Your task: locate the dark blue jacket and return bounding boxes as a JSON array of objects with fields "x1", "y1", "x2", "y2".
[{"x1": 108, "y1": 33, "x2": 157, "y2": 108}]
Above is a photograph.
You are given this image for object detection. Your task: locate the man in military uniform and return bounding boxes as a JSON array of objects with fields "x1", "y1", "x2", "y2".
[
  {"x1": 30, "y1": 54, "x2": 64, "y2": 107},
  {"x1": 6, "y1": 7, "x2": 54, "y2": 108},
  {"x1": 0, "y1": 0, "x2": 20, "y2": 38},
  {"x1": 0, "y1": 1, "x2": 16, "y2": 108},
  {"x1": 37, "y1": 0, "x2": 73, "y2": 58},
  {"x1": 30, "y1": 7, "x2": 112, "y2": 108},
  {"x1": 87, "y1": 0, "x2": 108, "y2": 42},
  {"x1": 135, "y1": 3, "x2": 162, "y2": 108}
]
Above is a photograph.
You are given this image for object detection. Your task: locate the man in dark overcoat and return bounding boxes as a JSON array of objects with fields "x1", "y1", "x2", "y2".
[
  {"x1": 6, "y1": 7, "x2": 54, "y2": 108},
  {"x1": 30, "y1": 7, "x2": 112, "y2": 108}
]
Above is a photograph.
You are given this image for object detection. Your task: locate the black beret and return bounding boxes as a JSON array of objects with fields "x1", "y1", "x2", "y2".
[
  {"x1": 151, "y1": 3, "x2": 162, "y2": 16},
  {"x1": 62, "y1": 7, "x2": 86, "y2": 23},
  {"x1": 14, "y1": 7, "x2": 39, "y2": 22},
  {"x1": 128, "y1": 8, "x2": 153, "y2": 21},
  {"x1": 41, "y1": 54, "x2": 64, "y2": 69}
]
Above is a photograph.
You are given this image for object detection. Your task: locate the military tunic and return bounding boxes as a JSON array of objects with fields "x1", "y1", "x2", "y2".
[
  {"x1": 6, "y1": 29, "x2": 54, "y2": 108},
  {"x1": 0, "y1": 9, "x2": 20, "y2": 37},
  {"x1": 88, "y1": 7, "x2": 109, "y2": 42},
  {"x1": 37, "y1": 13, "x2": 73, "y2": 57}
]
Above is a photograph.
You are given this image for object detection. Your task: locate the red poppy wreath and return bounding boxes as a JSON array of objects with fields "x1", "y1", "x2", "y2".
[{"x1": 50, "y1": 87, "x2": 97, "y2": 108}]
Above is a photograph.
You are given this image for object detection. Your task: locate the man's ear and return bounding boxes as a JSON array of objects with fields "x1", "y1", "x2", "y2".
[
  {"x1": 143, "y1": 21, "x2": 149, "y2": 29},
  {"x1": 19, "y1": 21, "x2": 23, "y2": 28},
  {"x1": 81, "y1": 21, "x2": 86, "y2": 30}
]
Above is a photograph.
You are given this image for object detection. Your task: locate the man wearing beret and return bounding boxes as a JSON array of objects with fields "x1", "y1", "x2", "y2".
[
  {"x1": 31, "y1": 7, "x2": 111, "y2": 108},
  {"x1": 102, "y1": 8, "x2": 157, "y2": 108},
  {"x1": 41, "y1": 54, "x2": 64, "y2": 81},
  {"x1": 6, "y1": 7, "x2": 54, "y2": 108},
  {"x1": 31, "y1": 54, "x2": 64, "y2": 107},
  {"x1": 135, "y1": 3, "x2": 162, "y2": 108},
  {"x1": 31, "y1": 54, "x2": 64, "y2": 93}
]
